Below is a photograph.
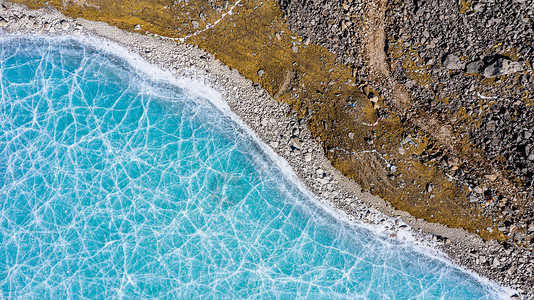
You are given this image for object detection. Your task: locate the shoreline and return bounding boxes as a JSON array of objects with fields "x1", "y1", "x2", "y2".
[{"x1": 1, "y1": 3, "x2": 532, "y2": 298}]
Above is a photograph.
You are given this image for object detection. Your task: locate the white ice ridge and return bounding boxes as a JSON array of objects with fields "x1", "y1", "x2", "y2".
[{"x1": 0, "y1": 36, "x2": 513, "y2": 299}]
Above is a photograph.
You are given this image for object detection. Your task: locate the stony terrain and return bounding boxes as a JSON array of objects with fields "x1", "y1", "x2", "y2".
[
  {"x1": 281, "y1": 0, "x2": 534, "y2": 251},
  {"x1": 385, "y1": 0, "x2": 534, "y2": 223}
]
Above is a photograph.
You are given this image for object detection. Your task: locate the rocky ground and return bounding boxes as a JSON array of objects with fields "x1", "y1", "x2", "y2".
[
  {"x1": 385, "y1": 0, "x2": 534, "y2": 250},
  {"x1": 280, "y1": 0, "x2": 534, "y2": 252}
]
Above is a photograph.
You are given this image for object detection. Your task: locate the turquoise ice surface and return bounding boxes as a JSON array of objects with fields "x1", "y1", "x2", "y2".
[{"x1": 0, "y1": 37, "x2": 506, "y2": 299}]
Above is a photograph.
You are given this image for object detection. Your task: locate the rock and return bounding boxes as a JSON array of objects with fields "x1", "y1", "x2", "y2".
[
  {"x1": 60, "y1": 20, "x2": 69, "y2": 30},
  {"x1": 368, "y1": 93, "x2": 379, "y2": 103},
  {"x1": 0, "y1": 18, "x2": 7, "y2": 28},
  {"x1": 483, "y1": 57, "x2": 523, "y2": 78},
  {"x1": 442, "y1": 54, "x2": 464, "y2": 70},
  {"x1": 473, "y1": 3, "x2": 485, "y2": 12},
  {"x1": 257, "y1": 69, "x2": 265, "y2": 77},
  {"x1": 493, "y1": 257, "x2": 500, "y2": 267},
  {"x1": 368, "y1": 93, "x2": 380, "y2": 109},
  {"x1": 191, "y1": 21, "x2": 199, "y2": 30},
  {"x1": 316, "y1": 177, "x2": 328, "y2": 186},
  {"x1": 440, "y1": 156, "x2": 449, "y2": 168},
  {"x1": 485, "y1": 174, "x2": 498, "y2": 181},
  {"x1": 134, "y1": 24, "x2": 141, "y2": 30},
  {"x1": 466, "y1": 60, "x2": 484, "y2": 74},
  {"x1": 292, "y1": 44, "x2": 299, "y2": 53},
  {"x1": 73, "y1": 29, "x2": 81, "y2": 37},
  {"x1": 290, "y1": 137, "x2": 302, "y2": 149}
]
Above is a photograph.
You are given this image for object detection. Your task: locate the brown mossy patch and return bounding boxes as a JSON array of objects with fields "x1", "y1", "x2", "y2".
[
  {"x1": 458, "y1": 0, "x2": 473, "y2": 14},
  {"x1": 12, "y1": 0, "x2": 501, "y2": 241}
]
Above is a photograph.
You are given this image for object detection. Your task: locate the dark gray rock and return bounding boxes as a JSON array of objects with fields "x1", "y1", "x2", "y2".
[
  {"x1": 483, "y1": 57, "x2": 523, "y2": 78},
  {"x1": 466, "y1": 59, "x2": 484, "y2": 74}
]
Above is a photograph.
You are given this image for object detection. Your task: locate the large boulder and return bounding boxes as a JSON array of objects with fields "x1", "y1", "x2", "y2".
[
  {"x1": 483, "y1": 57, "x2": 523, "y2": 78},
  {"x1": 466, "y1": 59, "x2": 484, "y2": 74},
  {"x1": 442, "y1": 53, "x2": 465, "y2": 70}
]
